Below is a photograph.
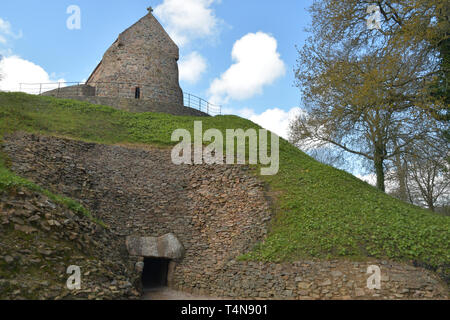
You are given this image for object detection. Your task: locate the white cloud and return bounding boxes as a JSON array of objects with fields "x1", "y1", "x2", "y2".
[
  {"x1": 154, "y1": 0, "x2": 221, "y2": 47},
  {"x1": 355, "y1": 173, "x2": 398, "y2": 193},
  {"x1": 235, "y1": 107, "x2": 304, "y2": 140},
  {"x1": 355, "y1": 173, "x2": 377, "y2": 186},
  {"x1": 0, "y1": 18, "x2": 13, "y2": 42},
  {"x1": 179, "y1": 51, "x2": 207, "y2": 84},
  {"x1": 208, "y1": 32, "x2": 286, "y2": 104},
  {"x1": 0, "y1": 18, "x2": 22, "y2": 44},
  {"x1": 0, "y1": 56, "x2": 65, "y2": 93},
  {"x1": 0, "y1": 19, "x2": 64, "y2": 93}
]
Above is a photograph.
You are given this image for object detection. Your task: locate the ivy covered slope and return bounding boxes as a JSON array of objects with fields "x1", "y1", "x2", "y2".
[{"x1": 1, "y1": 92, "x2": 449, "y2": 273}]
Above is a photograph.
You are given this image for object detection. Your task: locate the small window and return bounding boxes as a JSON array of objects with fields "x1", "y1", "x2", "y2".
[{"x1": 135, "y1": 87, "x2": 141, "y2": 99}]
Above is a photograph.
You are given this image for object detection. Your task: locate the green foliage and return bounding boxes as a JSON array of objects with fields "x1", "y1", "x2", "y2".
[{"x1": 0, "y1": 92, "x2": 449, "y2": 270}]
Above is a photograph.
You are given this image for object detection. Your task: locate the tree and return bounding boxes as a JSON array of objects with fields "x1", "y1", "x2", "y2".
[
  {"x1": 429, "y1": 2, "x2": 449, "y2": 121},
  {"x1": 291, "y1": 0, "x2": 448, "y2": 192},
  {"x1": 404, "y1": 137, "x2": 450, "y2": 211},
  {"x1": 292, "y1": 35, "x2": 434, "y2": 192},
  {"x1": 384, "y1": 119, "x2": 449, "y2": 210}
]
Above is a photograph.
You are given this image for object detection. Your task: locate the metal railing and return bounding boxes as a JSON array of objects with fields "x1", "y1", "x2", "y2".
[
  {"x1": 19, "y1": 82, "x2": 83, "y2": 95},
  {"x1": 183, "y1": 92, "x2": 221, "y2": 116},
  {"x1": 18, "y1": 82, "x2": 222, "y2": 116}
]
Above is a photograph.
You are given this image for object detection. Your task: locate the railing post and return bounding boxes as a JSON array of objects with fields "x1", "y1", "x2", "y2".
[
  {"x1": 57, "y1": 82, "x2": 61, "y2": 97},
  {"x1": 39, "y1": 83, "x2": 42, "y2": 95},
  {"x1": 19, "y1": 83, "x2": 22, "y2": 92},
  {"x1": 207, "y1": 102, "x2": 210, "y2": 115}
]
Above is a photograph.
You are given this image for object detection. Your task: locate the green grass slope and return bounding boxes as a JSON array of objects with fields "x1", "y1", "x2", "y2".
[{"x1": 1, "y1": 92, "x2": 449, "y2": 273}]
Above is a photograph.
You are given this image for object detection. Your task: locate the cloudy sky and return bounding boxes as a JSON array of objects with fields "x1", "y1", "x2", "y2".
[{"x1": 0, "y1": 0, "x2": 313, "y2": 139}]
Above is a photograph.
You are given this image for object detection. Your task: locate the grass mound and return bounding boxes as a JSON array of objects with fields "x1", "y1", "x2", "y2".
[{"x1": 0, "y1": 92, "x2": 448, "y2": 272}]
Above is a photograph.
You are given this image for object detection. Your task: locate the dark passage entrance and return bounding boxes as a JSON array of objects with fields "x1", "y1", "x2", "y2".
[{"x1": 142, "y1": 258, "x2": 170, "y2": 289}]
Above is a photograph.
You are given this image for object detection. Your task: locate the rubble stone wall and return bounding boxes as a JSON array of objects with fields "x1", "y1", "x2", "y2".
[{"x1": 2, "y1": 132, "x2": 448, "y2": 300}]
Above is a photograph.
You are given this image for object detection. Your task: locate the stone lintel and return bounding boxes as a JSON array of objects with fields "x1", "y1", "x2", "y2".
[{"x1": 126, "y1": 233, "x2": 185, "y2": 259}]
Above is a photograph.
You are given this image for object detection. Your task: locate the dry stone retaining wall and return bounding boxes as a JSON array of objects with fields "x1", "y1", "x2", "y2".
[
  {"x1": 0, "y1": 186, "x2": 140, "y2": 300},
  {"x1": 2, "y1": 132, "x2": 448, "y2": 300},
  {"x1": 176, "y1": 259, "x2": 447, "y2": 300}
]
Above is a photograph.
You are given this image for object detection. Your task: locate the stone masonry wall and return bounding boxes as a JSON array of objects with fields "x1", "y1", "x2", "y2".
[
  {"x1": 2, "y1": 132, "x2": 448, "y2": 300},
  {"x1": 41, "y1": 87, "x2": 209, "y2": 117},
  {"x1": 86, "y1": 11, "x2": 183, "y2": 106}
]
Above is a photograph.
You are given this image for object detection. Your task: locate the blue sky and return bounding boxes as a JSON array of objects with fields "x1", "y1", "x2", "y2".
[{"x1": 0, "y1": 0, "x2": 313, "y2": 138}]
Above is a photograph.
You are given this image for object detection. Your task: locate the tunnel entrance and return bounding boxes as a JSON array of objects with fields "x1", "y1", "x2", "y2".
[{"x1": 141, "y1": 258, "x2": 170, "y2": 289}]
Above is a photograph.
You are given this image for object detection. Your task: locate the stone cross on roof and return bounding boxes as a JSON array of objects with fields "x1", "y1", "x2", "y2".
[{"x1": 147, "y1": 7, "x2": 153, "y2": 13}]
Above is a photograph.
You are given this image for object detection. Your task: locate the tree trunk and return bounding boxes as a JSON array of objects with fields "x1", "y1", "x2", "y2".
[
  {"x1": 374, "y1": 156, "x2": 385, "y2": 192},
  {"x1": 393, "y1": 145, "x2": 408, "y2": 201},
  {"x1": 426, "y1": 197, "x2": 435, "y2": 212},
  {"x1": 397, "y1": 162, "x2": 408, "y2": 200},
  {"x1": 374, "y1": 143, "x2": 385, "y2": 192}
]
